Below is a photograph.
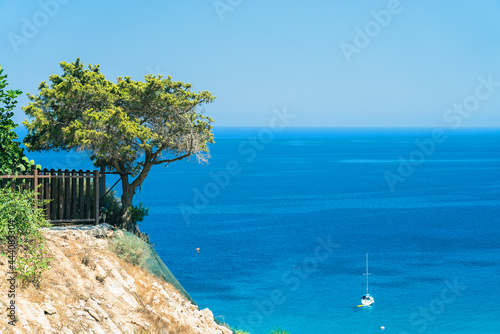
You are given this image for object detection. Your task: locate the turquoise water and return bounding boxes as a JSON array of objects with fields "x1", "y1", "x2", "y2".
[{"x1": 28, "y1": 128, "x2": 500, "y2": 333}]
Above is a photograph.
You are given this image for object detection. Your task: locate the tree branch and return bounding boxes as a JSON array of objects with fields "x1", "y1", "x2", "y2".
[
  {"x1": 151, "y1": 143, "x2": 168, "y2": 159},
  {"x1": 130, "y1": 160, "x2": 153, "y2": 190},
  {"x1": 153, "y1": 151, "x2": 192, "y2": 166}
]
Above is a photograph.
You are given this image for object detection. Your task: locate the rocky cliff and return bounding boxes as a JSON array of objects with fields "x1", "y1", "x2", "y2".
[{"x1": 0, "y1": 225, "x2": 233, "y2": 334}]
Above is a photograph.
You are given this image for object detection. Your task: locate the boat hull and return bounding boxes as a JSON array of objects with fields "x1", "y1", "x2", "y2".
[{"x1": 361, "y1": 294, "x2": 374, "y2": 306}]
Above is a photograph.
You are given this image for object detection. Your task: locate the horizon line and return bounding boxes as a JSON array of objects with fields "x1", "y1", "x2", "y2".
[{"x1": 211, "y1": 126, "x2": 500, "y2": 129}]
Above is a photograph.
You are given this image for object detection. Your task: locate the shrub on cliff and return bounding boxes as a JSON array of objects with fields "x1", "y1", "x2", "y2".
[
  {"x1": 0, "y1": 186, "x2": 51, "y2": 286},
  {"x1": 107, "y1": 231, "x2": 150, "y2": 268},
  {"x1": 101, "y1": 187, "x2": 149, "y2": 233},
  {"x1": 270, "y1": 329, "x2": 290, "y2": 334}
]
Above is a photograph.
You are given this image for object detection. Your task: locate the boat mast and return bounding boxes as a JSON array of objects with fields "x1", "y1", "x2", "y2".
[{"x1": 363, "y1": 253, "x2": 371, "y2": 294}]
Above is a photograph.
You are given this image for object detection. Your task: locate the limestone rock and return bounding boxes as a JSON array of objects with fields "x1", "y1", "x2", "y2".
[
  {"x1": 201, "y1": 308, "x2": 214, "y2": 322},
  {"x1": 2, "y1": 224, "x2": 236, "y2": 334},
  {"x1": 85, "y1": 307, "x2": 101, "y2": 322},
  {"x1": 114, "y1": 230, "x2": 125, "y2": 238},
  {"x1": 43, "y1": 303, "x2": 57, "y2": 315}
]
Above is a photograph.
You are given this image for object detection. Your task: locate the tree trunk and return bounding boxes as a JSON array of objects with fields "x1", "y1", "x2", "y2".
[
  {"x1": 119, "y1": 162, "x2": 153, "y2": 234},
  {"x1": 120, "y1": 175, "x2": 136, "y2": 233},
  {"x1": 120, "y1": 190, "x2": 135, "y2": 232}
]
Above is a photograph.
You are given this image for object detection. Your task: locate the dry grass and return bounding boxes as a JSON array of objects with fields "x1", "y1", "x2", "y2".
[
  {"x1": 79, "y1": 247, "x2": 96, "y2": 270},
  {"x1": 20, "y1": 284, "x2": 46, "y2": 304},
  {"x1": 0, "y1": 231, "x2": 227, "y2": 334},
  {"x1": 88, "y1": 237, "x2": 197, "y2": 333},
  {"x1": 0, "y1": 324, "x2": 16, "y2": 334},
  {"x1": 95, "y1": 269, "x2": 111, "y2": 283},
  {"x1": 115, "y1": 255, "x2": 198, "y2": 334}
]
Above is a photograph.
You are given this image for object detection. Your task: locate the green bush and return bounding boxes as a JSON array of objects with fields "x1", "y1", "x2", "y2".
[
  {"x1": 270, "y1": 329, "x2": 290, "y2": 334},
  {"x1": 100, "y1": 188, "x2": 122, "y2": 226},
  {"x1": 0, "y1": 65, "x2": 40, "y2": 174},
  {"x1": 107, "y1": 231, "x2": 151, "y2": 268},
  {"x1": 101, "y1": 188, "x2": 149, "y2": 232},
  {"x1": 0, "y1": 186, "x2": 51, "y2": 286}
]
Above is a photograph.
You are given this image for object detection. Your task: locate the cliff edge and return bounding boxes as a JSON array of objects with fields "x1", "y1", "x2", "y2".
[{"x1": 0, "y1": 225, "x2": 233, "y2": 334}]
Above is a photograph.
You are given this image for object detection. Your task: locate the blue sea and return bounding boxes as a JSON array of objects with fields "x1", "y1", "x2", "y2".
[{"x1": 27, "y1": 128, "x2": 500, "y2": 334}]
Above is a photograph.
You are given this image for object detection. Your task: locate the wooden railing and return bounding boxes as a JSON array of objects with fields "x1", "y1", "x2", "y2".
[{"x1": 0, "y1": 168, "x2": 102, "y2": 225}]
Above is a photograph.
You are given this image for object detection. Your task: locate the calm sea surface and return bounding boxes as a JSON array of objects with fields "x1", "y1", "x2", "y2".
[{"x1": 27, "y1": 128, "x2": 500, "y2": 334}]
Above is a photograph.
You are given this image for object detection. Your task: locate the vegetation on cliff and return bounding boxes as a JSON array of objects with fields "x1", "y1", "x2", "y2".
[{"x1": 23, "y1": 58, "x2": 215, "y2": 233}]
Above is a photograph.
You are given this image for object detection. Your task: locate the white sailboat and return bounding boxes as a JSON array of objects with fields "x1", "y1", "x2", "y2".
[{"x1": 360, "y1": 253, "x2": 374, "y2": 307}]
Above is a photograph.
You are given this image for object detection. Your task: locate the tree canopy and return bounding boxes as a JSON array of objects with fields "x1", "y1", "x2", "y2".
[
  {"x1": 0, "y1": 65, "x2": 23, "y2": 174},
  {"x1": 23, "y1": 58, "x2": 216, "y2": 232},
  {"x1": 0, "y1": 65, "x2": 35, "y2": 174}
]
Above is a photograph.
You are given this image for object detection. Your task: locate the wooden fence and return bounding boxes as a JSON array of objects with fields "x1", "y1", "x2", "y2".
[{"x1": 0, "y1": 168, "x2": 103, "y2": 225}]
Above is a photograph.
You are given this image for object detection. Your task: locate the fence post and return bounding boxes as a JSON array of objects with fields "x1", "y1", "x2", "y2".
[
  {"x1": 58, "y1": 170, "x2": 64, "y2": 219},
  {"x1": 64, "y1": 169, "x2": 70, "y2": 219},
  {"x1": 50, "y1": 169, "x2": 57, "y2": 220},
  {"x1": 85, "y1": 171, "x2": 91, "y2": 219},
  {"x1": 33, "y1": 168, "x2": 39, "y2": 209},
  {"x1": 78, "y1": 170, "x2": 84, "y2": 219},
  {"x1": 93, "y1": 170, "x2": 100, "y2": 225},
  {"x1": 100, "y1": 166, "x2": 106, "y2": 199},
  {"x1": 43, "y1": 169, "x2": 50, "y2": 219},
  {"x1": 71, "y1": 170, "x2": 77, "y2": 218}
]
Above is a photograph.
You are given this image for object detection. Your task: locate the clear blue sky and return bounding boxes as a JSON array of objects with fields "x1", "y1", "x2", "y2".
[{"x1": 1, "y1": 0, "x2": 499, "y2": 127}]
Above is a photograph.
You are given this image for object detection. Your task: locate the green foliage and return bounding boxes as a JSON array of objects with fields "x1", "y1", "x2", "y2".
[
  {"x1": 101, "y1": 188, "x2": 122, "y2": 226},
  {"x1": 23, "y1": 58, "x2": 215, "y2": 169},
  {"x1": 0, "y1": 186, "x2": 51, "y2": 286},
  {"x1": 0, "y1": 65, "x2": 35, "y2": 174},
  {"x1": 23, "y1": 58, "x2": 215, "y2": 231},
  {"x1": 130, "y1": 202, "x2": 149, "y2": 224},
  {"x1": 269, "y1": 329, "x2": 290, "y2": 334},
  {"x1": 101, "y1": 188, "x2": 149, "y2": 227},
  {"x1": 15, "y1": 238, "x2": 50, "y2": 285},
  {"x1": 2, "y1": 156, "x2": 41, "y2": 175},
  {"x1": 107, "y1": 231, "x2": 151, "y2": 268}
]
